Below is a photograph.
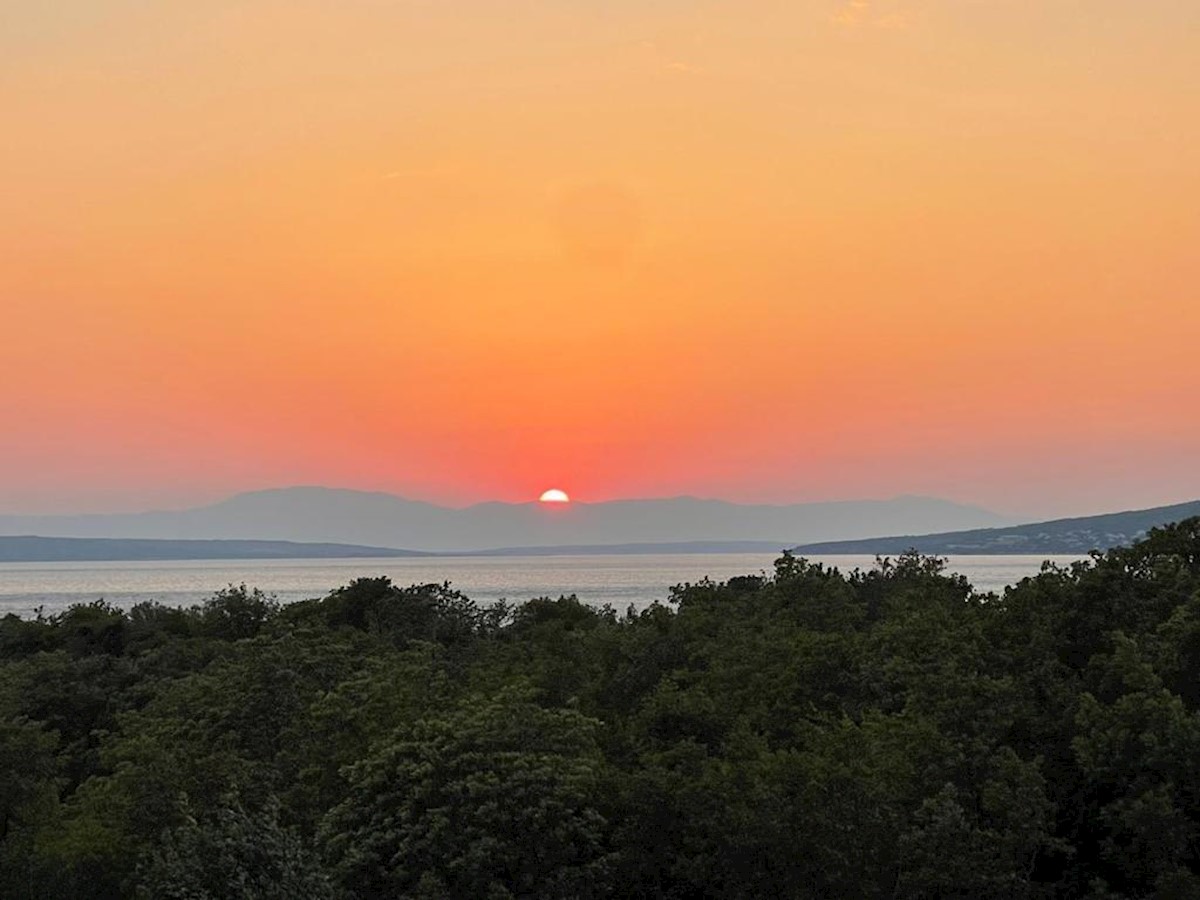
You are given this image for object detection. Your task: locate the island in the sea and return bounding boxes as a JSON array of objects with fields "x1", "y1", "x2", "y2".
[{"x1": 791, "y1": 498, "x2": 1200, "y2": 555}]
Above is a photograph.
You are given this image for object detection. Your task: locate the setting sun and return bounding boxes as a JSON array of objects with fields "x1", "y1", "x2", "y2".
[{"x1": 539, "y1": 489, "x2": 570, "y2": 504}]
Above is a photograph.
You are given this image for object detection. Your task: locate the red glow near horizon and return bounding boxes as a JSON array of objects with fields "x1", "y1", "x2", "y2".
[{"x1": 1, "y1": 2, "x2": 1198, "y2": 519}]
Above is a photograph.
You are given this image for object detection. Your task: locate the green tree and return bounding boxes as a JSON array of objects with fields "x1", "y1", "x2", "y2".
[
  {"x1": 136, "y1": 798, "x2": 335, "y2": 900},
  {"x1": 0, "y1": 716, "x2": 60, "y2": 899},
  {"x1": 322, "y1": 686, "x2": 611, "y2": 899}
]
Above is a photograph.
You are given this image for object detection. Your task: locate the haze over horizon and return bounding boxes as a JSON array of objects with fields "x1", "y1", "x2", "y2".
[
  {"x1": 0, "y1": 486, "x2": 1018, "y2": 552},
  {"x1": 4, "y1": 482, "x2": 1200, "y2": 524},
  {"x1": 4, "y1": 1, "x2": 1198, "y2": 519},
  {"x1": 0, "y1": 483, "x2": 1016, "y2": 516}
]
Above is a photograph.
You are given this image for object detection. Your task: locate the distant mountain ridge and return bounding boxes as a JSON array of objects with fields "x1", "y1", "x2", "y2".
[
  {"x1": 0, "y1": 487, "x2": 1012, "y2": 553},
  {"x1": 790, "y1": 499, "x2": 1200, "y2": 555}
]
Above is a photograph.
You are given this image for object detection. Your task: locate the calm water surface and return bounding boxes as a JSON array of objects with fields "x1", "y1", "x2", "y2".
[{"x1": 0, "y1": 554, "x2": 1086, "y2": 619}]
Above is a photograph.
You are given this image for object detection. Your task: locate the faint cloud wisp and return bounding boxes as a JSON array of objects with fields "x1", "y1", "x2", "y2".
[{"x1": 830, "y1": 0, "x2": 914, "y2": 29}]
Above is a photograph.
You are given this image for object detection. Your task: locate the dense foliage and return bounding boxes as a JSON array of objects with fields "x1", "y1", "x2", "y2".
[{"x1": 3, "y1": 520, "x2": 1200, "y2": 898}]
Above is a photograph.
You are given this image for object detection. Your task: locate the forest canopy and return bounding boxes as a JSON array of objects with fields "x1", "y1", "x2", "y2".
[{"x1": 3, "y1": 519, "x2": 1200, "y2": 898}]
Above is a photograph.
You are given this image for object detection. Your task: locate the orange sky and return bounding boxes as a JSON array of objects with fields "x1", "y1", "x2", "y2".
[{"x1": 3, "y1": 1, "x2": 1198, "y2": 516}]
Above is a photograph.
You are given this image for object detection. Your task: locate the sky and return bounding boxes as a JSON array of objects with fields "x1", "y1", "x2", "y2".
[{"x1": 3, "y1": 0, "x2": 1198, "y2": 518}]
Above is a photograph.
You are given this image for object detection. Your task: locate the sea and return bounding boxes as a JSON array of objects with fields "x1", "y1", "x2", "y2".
[{"x1": 0, "y1": 553, "x2": 1087, "y2": 620}]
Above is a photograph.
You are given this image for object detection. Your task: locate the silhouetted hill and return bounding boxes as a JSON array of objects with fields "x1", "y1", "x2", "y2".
[
  {"x1": 790, "y1": 499, "x2": 1200, "y2": 555},
  {"x1": 0, "y1": 487, "x2": 1012, "y2": 552},
  {"x1": 0, "y1": 535, "x2": 796, "y2": 562},
  {"x1": 0, "y1": 536, "x2": 427, "y2": 562}
]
